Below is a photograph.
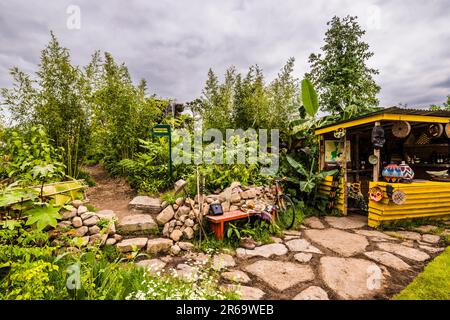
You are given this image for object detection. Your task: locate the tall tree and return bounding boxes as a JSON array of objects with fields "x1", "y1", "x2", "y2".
[{"x1": 307, "y1": 15, "x2": 380, "y2": 118}]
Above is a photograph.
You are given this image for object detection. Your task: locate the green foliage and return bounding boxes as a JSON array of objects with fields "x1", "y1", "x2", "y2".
[
  {"x1": 192, "y1": 58, "x2": 301, "y2": 140},
  {"x1": 24, "y1": 204, "x2": 61, "y2": 231},
  {"x1": 301, "y1": 78, "x2": 319, "y2": 117},
  {"x1": 160, "y1": 190, "x2": 177, "y2": 205},
  {"x1": 0, "y1": 126, "x2": 65, "y2": 183},
  {"x1": 307, "y1": 15, "x2": 380, "y2": 118}
]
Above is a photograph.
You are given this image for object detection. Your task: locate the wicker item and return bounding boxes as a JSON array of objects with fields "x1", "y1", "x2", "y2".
[
  {"x1": 392, "y1": 121, "x2": 411, "y2": 138},
  {"x1": 368, "y1": 186, "x2": 383, "y2": 202},
  {"x1": 392, "y1": 190, "x2": 406, "y2": 205},
  {"x1": 427, "y1": 123, "x2": 444, "y2": 138},
  {"x1": 445, "y1": 123, "x2": 450, "y2": 138},
  {"x1": 416, "y1": 132, "x2": 430, "y2": 145}
]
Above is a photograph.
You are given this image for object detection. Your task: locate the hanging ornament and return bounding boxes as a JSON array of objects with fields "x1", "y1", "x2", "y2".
[
  {"x1": 392, "y1": 121, "x2": 411, "y2": 138},
  {"x1": 368, "y1": 186, "x2": 383, "y2": 202},
  {"x1": 334, "y1": 128, "x2": 346, "y2": 139},
  {"x1": 371, "y1": 125, "x2": 385, "y2": 149},
  {"x1": 428, "y1": 123, "x2": 444, "y2": 138},
  {"x1": 392, "y1": 189, "x2": 406, "y2": 205},
  {"x1": 445, "y1": 123, "x2": 450, "y2": 138}
]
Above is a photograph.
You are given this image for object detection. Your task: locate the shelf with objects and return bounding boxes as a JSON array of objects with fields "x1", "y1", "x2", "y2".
[{"x1": 315, "y1": 107, "x2": 450, "y2": 227}]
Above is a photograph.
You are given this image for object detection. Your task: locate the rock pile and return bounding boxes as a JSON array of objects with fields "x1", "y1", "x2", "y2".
[
  {"x1": 156, "y1": 182, "x2": 275, "y2": 243},
  {"x1": 54, "y1": 200, "x2": 122, "y2": 247}
]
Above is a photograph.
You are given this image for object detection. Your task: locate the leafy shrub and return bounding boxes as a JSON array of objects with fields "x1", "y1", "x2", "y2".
[{"x1": 0, "y1": 126, "x2": 65, "y2": 183}]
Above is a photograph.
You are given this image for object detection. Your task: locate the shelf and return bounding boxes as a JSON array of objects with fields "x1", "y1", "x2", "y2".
[
  {"x1": 404, "y1": 144, "x2": 450, "y2": 148},
  {"x1": 348, "y1": 169, "x2": 372, "y2": 173},
  {"x1": 410, "y1": 163, "x2": 450, "y2": 168}
]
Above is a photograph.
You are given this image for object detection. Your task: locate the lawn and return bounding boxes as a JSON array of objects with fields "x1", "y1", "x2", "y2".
[{"x1": 394, "y1": 247, "x2": 450, "y2": 300}]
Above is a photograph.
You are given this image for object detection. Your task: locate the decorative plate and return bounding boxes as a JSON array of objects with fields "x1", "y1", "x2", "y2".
[
  {"x1": 368, "y1": 155, "x2": 378, "y2": 165},
  {"x1": 392, "y1": 121, "x2": 411, "y2": 138},
  {"x1": 445, "y1": 123, "x2": 450, "y2": 138},
  {"x1": 334, "y1": 128, "x2": 346, "y2": 139},
  {"x1": 428, "y1": 123, "x2": 444, "y2": 138},
  {"x1": 368, "y1": 187, "x2": 383, "y2": 202},
  {"x1": 392, "y1": 190, "x2": 406, "y2": 205}
]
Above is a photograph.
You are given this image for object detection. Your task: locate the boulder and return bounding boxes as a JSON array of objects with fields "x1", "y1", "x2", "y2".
[
  {"x1": 118, "y1": 214, "x2": 158, "y2": 234},
  {"x1": 212, "y1": 254, "x2": 236, "y2": 270},
  {"x1": 72, "y1": 216, "x2": 83, "y2": 228},
  {"x1": 221, "y1": 270, "x2": 251, "y2": 284},
  {"x1": 146, "y1": 238, "x2": 173, "y2": 255},
  {"x1": 177, "y1": 205, "x2": 191, "y2": 217},
  {"x1": 170, "y1": 244, "x2": 181, "y2": 255},
  {"x1": 73, "y1": 226, "x2": 88, "y2": 237},
  {"x1": 106, "y1": 238, "x2": 117, "y2": 246},
  {"x1": 117, "y1": 238, "x2": 148, "y2": 253},
  {"x1": 77, "y1": 206, "x2": 88, "y2": 215},
  {"x1": 156, "y1": 205, "x2": 175, "y2": 225},
  {"x1": 170, "y1": 229, "x2": 183, "y2": 241},
  {"x1": 178, "y1": 241, "x2": 194, "y2": 251},
  {"x1": 83, "y1": 216, "x2": 99, "y2": 227},
  {"x1": 88, "y1": 225, "x2": 101, "y2": 235},
  {"x1": 183, "y1": 227, "x2": 194, "y2": 239},
  {"x1": 72, "y1": 200, "x2": 83, "y2": 208},
  {"x1": 128, "y1": 196, "x2": 162, "y2": 214},
  {"x1": 62, "y1": 209, "x2": 77, "y2": 220}
]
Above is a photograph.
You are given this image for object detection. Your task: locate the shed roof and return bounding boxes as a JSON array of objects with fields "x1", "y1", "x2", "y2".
[{"x1": 315, "y1": 107, "x2": 450, "y2": 135}]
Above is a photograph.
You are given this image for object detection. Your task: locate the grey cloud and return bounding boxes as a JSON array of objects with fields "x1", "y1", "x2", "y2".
[{"x1": 0, "y1": 0, "x2": 449, "y2": 108}]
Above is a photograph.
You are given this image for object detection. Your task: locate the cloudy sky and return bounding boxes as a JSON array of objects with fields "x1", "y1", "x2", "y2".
[{"x1": 1, "y1": 0, "x2": 449, "y2": 107}]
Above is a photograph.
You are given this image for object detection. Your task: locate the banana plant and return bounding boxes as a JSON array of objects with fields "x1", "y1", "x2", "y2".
[{"x1": 285, "y1": 156, "x2": 338, "y2": 193}]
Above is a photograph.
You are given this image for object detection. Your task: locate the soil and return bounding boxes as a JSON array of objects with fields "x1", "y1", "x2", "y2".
[{"x1": 83, "y1": 165, "x2": 136, "y2": 221}]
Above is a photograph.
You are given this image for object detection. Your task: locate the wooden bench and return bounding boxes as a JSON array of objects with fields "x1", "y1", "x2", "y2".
[{"x1": 206, "y1": 210, "x2": 253, "y2": 240}]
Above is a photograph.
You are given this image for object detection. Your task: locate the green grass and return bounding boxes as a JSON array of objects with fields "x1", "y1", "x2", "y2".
[{"x1": 394, "y1": 247, "x2": 450, "y2": 300}]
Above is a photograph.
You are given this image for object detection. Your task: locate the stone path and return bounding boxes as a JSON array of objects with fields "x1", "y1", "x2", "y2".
[{"x1": 126, "y1": 215, "x2": 448, "y2": 300}]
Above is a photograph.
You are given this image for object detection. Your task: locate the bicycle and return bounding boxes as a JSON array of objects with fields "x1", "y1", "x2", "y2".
[{"x1": 268, "y1": 177, "x2": 296, "y2": 229}]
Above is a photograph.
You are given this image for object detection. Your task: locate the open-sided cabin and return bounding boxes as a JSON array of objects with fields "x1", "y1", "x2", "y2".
[{"x1": 315, "y1": 107, "x2": 450, "y2": 227}]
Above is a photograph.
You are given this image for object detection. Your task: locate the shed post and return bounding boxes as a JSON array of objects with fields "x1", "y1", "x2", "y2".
[
  {"x1": 342, "y1": 137, "x2": 348, "y2": 216},
  {"x1": 373, "y1": 121, "x2": 381, "y2": 182}
]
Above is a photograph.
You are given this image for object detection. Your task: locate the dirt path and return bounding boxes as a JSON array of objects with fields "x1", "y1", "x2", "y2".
[{"x1": 83, "y1": 165, "x2": 136, "y2": 221}]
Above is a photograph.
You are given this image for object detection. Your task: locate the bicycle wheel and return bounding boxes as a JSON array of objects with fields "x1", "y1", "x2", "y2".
[{"x1": 276, "y1": 195, "x2": 296, "y2": 229}]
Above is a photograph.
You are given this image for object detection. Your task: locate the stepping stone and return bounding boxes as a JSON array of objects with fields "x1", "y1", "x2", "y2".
[
  {"x1": 236, "y1": 243, "x2": 288, "y2": 258},
  {"x1": 421, "y1": 234, "x2": 440, "y2": 244},
  {"x1": 376, "y1": 242, "x2": 430, "y2": 262},
  {"x1": 419, "y1": 245, "x2": 444, "y2": 254},
  {"x1": 285, "y1": 239, "x2": 322, "y2": 254},
  {"x1": 212, "y1": 254, "x2": 236, "y2": 270},
  {"x1": 146, "y1": 238, "x2": 173, "y2": 255},
  {"x1": 245, "y1": 260, "x2": 314, "y2": 291},
  {"x1": 293, "y1": 286, "x2": 329, "y2": 300},
  {"x1": 294, "y1": 252, "x2": 313, "y2": 263},
  {"x1": 129, "y1": 196, "x2": 162, "y2": 214},
  {"x1": 385, "y1": 231, "x2": 421, "y2": 241},
  {"x1": 95, "y1": 209, "x2": 117, "y2": 221},
  {"x1": 225, "y1": 285, "x2": 265, "y2": 300},
  {"x1": 116, "y1": 237, "x2": 148, "y2": 252},
  {"x1": 354, "y1": 229, "x2": 396, "y2": 240},
  {"x1": 364, "y1": 251, "x2": 411, "y2": 271},
  {"x1": 176, "y1": 263, "x2": 199, "y2": 280},
  {"x1": 303, "y1": 217, "x2": 325, "y2": 229},
  {"x1": 414, "y1": 225, "x2": 439, "y2": 233},
  {"x1": 136, "y1": 259, "x2": 166, "y2": 273},
  {"x1": 221, "y1": 270, "x2": 251, "y2": 284},
  {"x1": 324, "y1": 216, "x2": 366, "y2": 229},
  {"x1": 320, "y1": 257, "x2": 385, "y2": 299},
  {"x1": 283, "y1": 230, "x2": 302, "y2": 236},
  {"x1": 304, "y1": 228, "x2": 368, "y2": 257},
  {"x1": 156, "y1": 205, "x2": 175, "y2": 225},
  {"x1": 284, "y1": 235, "x2": 301, "y2": 240},
  {"x1": 118, "y1": 214, "x2": 158, "y2": 234},
  {"x1": 184, "y1": 252, "x2": 210, "y2": 264},
  {"x1": 270, "y1": 236, "x2": 283, "y2": 243}
]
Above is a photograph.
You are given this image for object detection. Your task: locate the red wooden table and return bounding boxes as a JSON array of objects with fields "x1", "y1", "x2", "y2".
[{"x1": 206, "y1": 210, "x2": 253, "y2": 240}]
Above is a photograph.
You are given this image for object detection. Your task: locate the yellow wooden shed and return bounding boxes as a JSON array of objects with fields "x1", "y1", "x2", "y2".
[{"x1": 315, "y1": 107, "x2": 450, "y2": 227}]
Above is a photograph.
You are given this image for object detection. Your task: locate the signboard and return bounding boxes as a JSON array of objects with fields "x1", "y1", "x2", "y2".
[
  {"x1": 151, "y1": 124, "x2": 172, "y2": 178},
  {"x1": 324, "y1": 140, "x2": 351, "y2": 162}
]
